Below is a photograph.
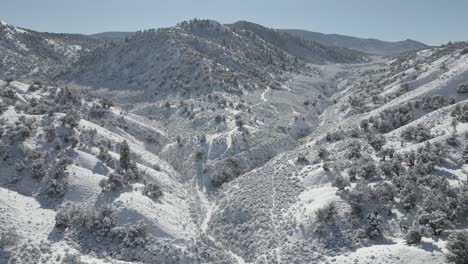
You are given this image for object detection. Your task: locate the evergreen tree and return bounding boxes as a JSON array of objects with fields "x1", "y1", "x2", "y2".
[{"x1": 119, "y1": 140, "x2": 131, "y2": 171}]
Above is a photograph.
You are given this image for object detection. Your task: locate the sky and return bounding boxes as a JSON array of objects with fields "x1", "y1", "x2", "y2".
[{"x1": 1, "y1": 0, "x2": 467, "y2": 45}]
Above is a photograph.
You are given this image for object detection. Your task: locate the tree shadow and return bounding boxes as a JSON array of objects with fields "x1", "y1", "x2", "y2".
[
  {"x1": 418, "y1": 240, "x2": 443, "y2": 252},
  {"x1": 92, "y1": 161, "x2": 110, "y2": 175},
  {"x1": 94, "y1": 191, "x2": 122, "y2": 207},
  {"x1": 47, "y1": 226, "x2": 65, "y2": 243}
]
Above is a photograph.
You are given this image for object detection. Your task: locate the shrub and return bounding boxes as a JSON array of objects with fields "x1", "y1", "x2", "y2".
[
  {"x1": 401, "y1": 125, "x2": 432, "y2": 143},
  {"x1": 365, "y1": 211, "x2": 383, "y2": 239},
  {"x1": 46, "y1": 178, "x2": 68, "y2": 197},
  {"x1": 405, "y1": 227, "x2": 422, "y2": 245},
  {"x1": 318, "y1": 148, "x2": 329, "y2": 159},
  {"x1": 44, "y1": 126, "x2": 56, "y2": 142},
  {"x1": 110, "y1": 221, "x2": 147, "y2": 247},
  {"x1": 214, "y1": 114, "x2": 225, "y2": 124},
  {"x1": 99, "y1": 173, "x2": 125, "y2": 192},
  {"x1": 97, "y1": 146, "x2": 112, "y2": 165},
  {"x1": 195, "y1": 149, "x2": 205, "y2": 161},
  {"x1": 143, "y1": 183, "x2": 163, "y2": 199},
  {"x1": 315, "y1": 202, "x2": 338, "y2": 224},
  {"x1": 100, "y1": 98, "x2": 114, "y2": 109},
  {"x1": 60, "y1": 112, "x2": 79, "y2": 128},
  {"x1": 297, "y1": 153, "x2": 309, "y2": 164},
  {"x1": 446, "y1": 231, "x2": 468, "y2": 264},
  {"x1": 346, "y1": 140, "x2": 362, "y2": 159},
  {"x1": 332, "y1": 174, "x2": 350, "y2": 191},
  {"x1": 5, "y1": 124, "x2": 31, "y2": 143},
  {"x1": 418, "y1": 210, "x2": 449, "y2": 236},
  {"x1": 89, "y1": 103, "x2": 106, "y2": 118},
  {"x1": 368, "y1": 134, "x2": 386, "y2": 151},
  {"x1": 325, "y1": 130, "x2": 344, "y2": 142},
  {"x1": 30, "y1": 160, "x2": 47, "y2": 179},
  {"x1": 55, "y1": 203, "x2": 116, "y2": 238}
]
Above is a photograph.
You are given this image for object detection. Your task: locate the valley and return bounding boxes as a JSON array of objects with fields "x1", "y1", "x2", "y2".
[{"x1": 0, "y1": 18, "x2": 467, "y2": 264}]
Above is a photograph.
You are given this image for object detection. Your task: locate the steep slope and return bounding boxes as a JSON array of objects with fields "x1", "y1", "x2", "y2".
[
  {"x1": 2, "y1": 19, "x2": 468, "y2": 264},
  {"x1": 65, "y1": 19, "x2": 367, "y2": 101},
  {"x1": 206, "y1": 42, "x2": 468, "y2": 263},
  {"x1": 0, "y1": 21, "x2": 101, "y2": 81},
  {"x1": 281, "y1": 28, "x2": 429, "y2": 56},
  {"x1": 0, "y1": 80, "x2": 244, "y2": 263}
]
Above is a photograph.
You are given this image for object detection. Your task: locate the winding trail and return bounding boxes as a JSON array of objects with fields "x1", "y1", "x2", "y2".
[{"x1": 261, "y1": 86, "x2": 270, "y2": 103}]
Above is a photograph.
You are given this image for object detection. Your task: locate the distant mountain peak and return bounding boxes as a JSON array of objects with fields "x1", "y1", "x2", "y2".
[{"x1": 280, "y1": 29, "x2": 428, "y2": 55}]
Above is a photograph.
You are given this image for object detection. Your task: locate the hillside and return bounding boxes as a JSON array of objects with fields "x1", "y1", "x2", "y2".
[
  {"x1": 281, "y1": 29, "x2": 429, "y2": 56},
  {"x1": 228, "y1": 21, "x2": 368, "y2": 64},
  {"x1": 0, "y1": 21, "x2": 101, "y2": 81},
  {"x1": 64, "y1": 19, "x2": 368, "y2": 101},
  {"x1": 1, "y1": 18, "x2": 468, "y2": 264}
]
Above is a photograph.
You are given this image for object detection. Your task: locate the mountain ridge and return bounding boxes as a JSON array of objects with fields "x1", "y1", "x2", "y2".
[{"x1": 280, "y1": 28, "x2": 429, "y2": 55}]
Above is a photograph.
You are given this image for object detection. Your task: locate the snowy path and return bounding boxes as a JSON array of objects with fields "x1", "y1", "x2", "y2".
[{"x1": 261, "y1": 86, "x2": 270, "y2": 103}]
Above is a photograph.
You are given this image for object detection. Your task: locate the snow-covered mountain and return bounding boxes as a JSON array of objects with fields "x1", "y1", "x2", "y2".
[
  {"x1": 281, "y1": 29, "x2": 429, "y2": 56},
  {"x1": 0, "y1": 21, "x2": 101, "y2": 81},
  {"x1": 64, "y1": 19, "x2": 367, "y2": 101},
  {"x1": 1, "y1": 18, "x2": 468, "y2": 264}
]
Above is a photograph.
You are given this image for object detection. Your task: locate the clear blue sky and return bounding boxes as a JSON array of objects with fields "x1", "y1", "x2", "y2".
[{"x1": 2, "y1": 0, "x2": 467, "y2": 45}]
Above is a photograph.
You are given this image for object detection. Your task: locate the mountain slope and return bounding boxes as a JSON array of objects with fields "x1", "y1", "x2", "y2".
[
  {"x1": 0, "y1": 21, "x2": 101, "y2": 81},
  {"x1": 65, "y1": 19, "x2": 368, "y2": 101},
  {"x1": 2, "y1": 19, "x2": 468, "y2": 264},
  {"x1": 228, "y1": 21, "x2": 368, "y2": 64},
  {"x1": 281, "y1": 28, "x2": 429, "y2": 56}
]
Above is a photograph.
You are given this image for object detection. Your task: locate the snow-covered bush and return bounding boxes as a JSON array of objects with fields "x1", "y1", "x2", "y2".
[
  {"x1": 46, "y1": 178, "x2": 68, "y2": 197},
  {"x1": 297, "y1": 153, "x2": 309, "y2": 164},
  {"x1": 5, "y1": 124, "x2": 31, "y2": 144},
  {"x1": 401, "y1": 125, "x2": 432, "y2": 143},
  {"x1": 365, "y1": 211, "x2": 383, "y2": 239},
  {"x1": 99, "y1": 173, "x2": 125, "y2": 192},
  {"x1": 143, "y1": 182, "x2": 163, "y2": 199},
  {"x1": 315, "y1": 202, "x2": 338, "y2": 224},
  {"x1": 404, "y1": 227, "x2": 422, "y2": 245},
  {"x1": 55, "y1": 203, "x2": 116, "y2": 238},
  {"x1": 346, "y1": 140, "x2": 362, "y2": 159},
  {"x1": 372, "y1": 104, "x2": 414, "y2": 133},
  {"x1": 351, "y1": 157, "x2": 377, "y2": 180},
  {"x1": 45, "y1": 157, "x2": 72, "y2": 197},
  {"x1": 44, "y1": 126, "x2": 56, "y2": 142},
  {"x1": 97, "y1": 145, "x2": 112, "y2": 165},
  {"x1": 418, "y1": 210, "x2": 449, "y2": 236},
  {"x1": 195, "y1": 149, "x2": 205, "y2": 161},
  {"x1": 325, "y1": 130, "x2": 344, "y2": 142},
  {"x1": 29, "y1": 159, "x2": 47, "y2": 179},
  {"x1": 88, "y1": 103, "x2": 106, "y2": 118},
  {"x1": 60, "y1": 112, "x2": 79, "y2": 128},
  {"x1": 332, "y1": 174, "x2": 350, "y2": 191},
  {"x1": 368, "y1": 134, "x2": 386, "y2": 151},
  {"x1": 110, "y1": 221, "x2": 147, "y2": 247},
  {"x1": 446, "y1": 231, "x2": 468, "y2": 264},
  {"x1": 348, "y1": 182, "x2": 371, "y2": 217}
]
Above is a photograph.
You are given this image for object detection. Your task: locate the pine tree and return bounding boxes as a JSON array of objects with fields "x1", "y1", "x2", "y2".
[{"x1": 119, "y1": 140, "x2": 131, "y2": 171}]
